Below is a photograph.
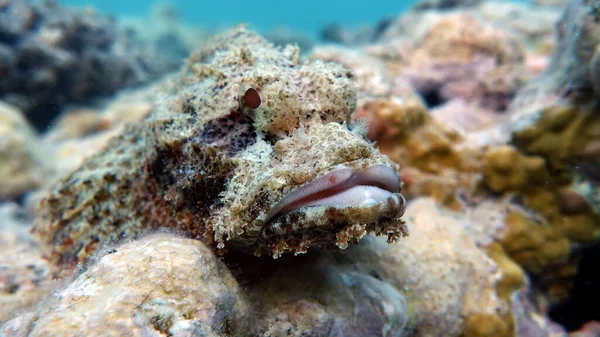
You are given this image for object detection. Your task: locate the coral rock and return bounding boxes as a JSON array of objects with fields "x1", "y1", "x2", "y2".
[
  {"x1": 476, "y1": 1, "x2": 560, "y2": 49},
  {"x1": 0, "y1": 234, "x2": 247, "y2": 337},
  {"x1": 310, "y1": 45, "x2": 419, "y2": 104}
]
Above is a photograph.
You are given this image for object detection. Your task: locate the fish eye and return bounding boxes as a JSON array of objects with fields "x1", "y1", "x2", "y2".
[
  {"x1": 244, "y1": 88, "x2": 262, "y2": 109},
  {"x1": 239, "y1": 83, "x2": 264, "y2": 117}
]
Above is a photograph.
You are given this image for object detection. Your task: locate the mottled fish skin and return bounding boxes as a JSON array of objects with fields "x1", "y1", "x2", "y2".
[{"x1": 32, "y1": 26, "x2": 407, "y2": 272}]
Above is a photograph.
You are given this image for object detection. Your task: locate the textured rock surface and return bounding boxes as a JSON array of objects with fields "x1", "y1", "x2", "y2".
[{"x1": 0, "y1": 234, "x2": 248, "y2": 337}]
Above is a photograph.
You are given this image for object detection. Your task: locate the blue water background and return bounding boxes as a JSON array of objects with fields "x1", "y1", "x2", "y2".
[{"x1": 61, "y1": 0, "x2": 419, "y2": 38}]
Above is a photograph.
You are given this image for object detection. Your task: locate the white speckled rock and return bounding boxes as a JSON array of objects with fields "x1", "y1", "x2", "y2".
[{"x1": 0, "y1": 233, "x2": 248, "y2": 337}]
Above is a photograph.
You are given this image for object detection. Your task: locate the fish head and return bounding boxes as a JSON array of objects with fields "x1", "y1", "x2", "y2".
[{"x1": 146, "y1": 27, "x2": 407, "y2": 258}]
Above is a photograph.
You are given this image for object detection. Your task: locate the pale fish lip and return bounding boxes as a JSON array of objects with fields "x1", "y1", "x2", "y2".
[{"x1": 263, "y1": 164, "x2": 402, "y2": 225}]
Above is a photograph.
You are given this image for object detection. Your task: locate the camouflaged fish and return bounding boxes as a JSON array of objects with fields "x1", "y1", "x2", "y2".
[{"x1": 32, "y1": 26, "x2": 407, "y2": 271}]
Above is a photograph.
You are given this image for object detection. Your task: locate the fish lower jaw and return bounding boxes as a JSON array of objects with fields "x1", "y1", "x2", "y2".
[{"x1": 258, "y1": 192, "x2": 407, "y2": 258}]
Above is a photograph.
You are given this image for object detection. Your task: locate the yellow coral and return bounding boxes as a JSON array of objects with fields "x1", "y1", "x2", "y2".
[
  {"x1": 513, "y1": 104, "x2": 600, "y2": 168},
  {"x1": 482, "y1": 145, "x2": 547, "y2": 193},
  {"x1": 462, "y1": 313, "x2": 509, "y2": 337}
]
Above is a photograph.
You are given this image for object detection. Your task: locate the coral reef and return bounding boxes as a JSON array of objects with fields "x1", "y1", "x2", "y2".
[
  {"x1": 309, "y1": 46, "x2": 419, "y2": 104},
  {"x1": 1, "y1": 0, "x2": 599, "y2": 334},
  {"x1": 491, "y1": 0, "x2": 600, "y2": 305},
  {"x1": 354, "y1": 98, "x2": 481, "y2": 210},
  {"x1": 0, "y1": 234, "x2": 248, "y2": 337},
  {"x1": 475, "y1": 2, "x2": 559, "y2": 49},
  {"x1": 0, "y1": 0, "x2": 180, "y2": 129},
  {"x1": 0, "y1": 19, "x2": 567, "y2": 335},
  {"x1": 317, "y1": 9, "x2": 532, "y2": 127}
]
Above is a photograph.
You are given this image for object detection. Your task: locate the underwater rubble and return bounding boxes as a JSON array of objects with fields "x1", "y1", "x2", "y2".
[{"x1": 0, "y1": 0, "x2": 599, "y2": 336}]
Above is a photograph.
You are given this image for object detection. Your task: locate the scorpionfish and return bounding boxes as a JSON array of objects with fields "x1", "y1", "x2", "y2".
[{"x1": 32, "y1": 26, "x2": 407, "y2": 271}]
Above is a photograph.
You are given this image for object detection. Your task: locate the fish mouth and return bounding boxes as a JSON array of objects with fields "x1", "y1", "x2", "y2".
[{"x1": 260, "y1": 164, "x2": 406, "y2": 241}]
